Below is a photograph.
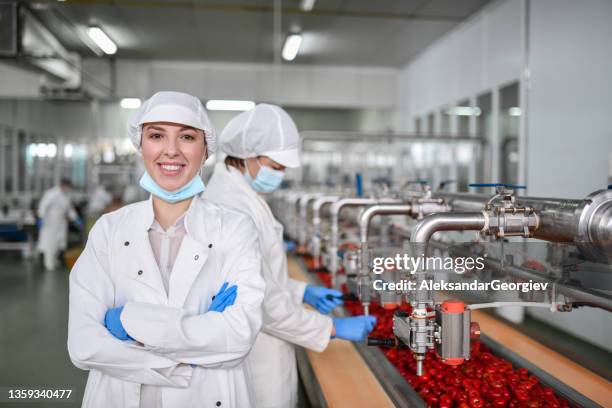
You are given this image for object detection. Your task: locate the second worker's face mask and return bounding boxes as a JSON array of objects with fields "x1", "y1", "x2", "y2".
[
  {"x1": 140, "y1": 171, "x2": 205, "y2": 203},
  {"x1": 244, "y1": 159, "x2": 285, "y2": 194}
]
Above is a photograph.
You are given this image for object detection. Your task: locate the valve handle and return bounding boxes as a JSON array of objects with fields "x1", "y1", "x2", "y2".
[
  {"x1": 403, "y1": 180, "x2": 429, "y2": 185},
  {"x1": 437, "y1": 180, "x2": 457, "y2": 190},
  {"x1": 355, "y1": 173, "x2": 364, "y2": 198},
  {"x1": 367, "y1": 337, "x2": 397, "y2": 347},
  {"x1": 325, "y1": 293, "x2": 358, "y2": 302}
]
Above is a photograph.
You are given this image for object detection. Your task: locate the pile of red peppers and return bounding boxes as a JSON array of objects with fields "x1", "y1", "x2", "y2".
[{"x1": 312, "y1": 268, "x2": 570, "y2": 408}]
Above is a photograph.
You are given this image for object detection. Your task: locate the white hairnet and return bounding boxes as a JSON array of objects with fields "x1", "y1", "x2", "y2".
[
  {"x1": 218, "y1": 103, "x2": 300, "y2": 168},
  {"x1": 127, "y1": 91, "x2": 216, "y2": 155}
]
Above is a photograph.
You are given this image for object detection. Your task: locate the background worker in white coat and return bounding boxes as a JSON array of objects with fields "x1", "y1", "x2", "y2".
[
  {"x1": 205, "y1": 103, "x2": 377, "y2": 408},
  {"x1": 67, "y1": 91, "x2": 265, "y2": 408},
  {"x1": 87, "y1": 184, "x2": 112, "y2": 218},
  {"x1": 37, "y1": 178, "x2": 80, "y2": 271}
]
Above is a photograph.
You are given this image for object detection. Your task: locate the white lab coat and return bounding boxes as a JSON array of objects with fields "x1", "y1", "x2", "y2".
[
  {"x1": 205, "y1": 163, "x2": 332, "y2": 408},
  {"x1": 37, "y1": 186, "x2": 77, "y2": 254},
  {"x1": 67, "y1": 195, "x2": 265, "y2": 408}
]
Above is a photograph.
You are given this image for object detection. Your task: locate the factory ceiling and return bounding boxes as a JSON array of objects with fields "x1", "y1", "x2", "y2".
[{"x1": 29, "y1": 0, "x2": 491, "y2": 67}]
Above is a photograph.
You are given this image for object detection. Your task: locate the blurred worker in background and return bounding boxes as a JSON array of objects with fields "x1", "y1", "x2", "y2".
[
  {"x1": 37, "y1": 178, "x2": 80, "y2": 271},
  {"x1": 67, "y1": 91, "x2": 265, "y2": 408},
  {"x1": 205, "y1": 103, "x2": 377, "y2": 408},
  {"x1": 122, "y1": 183, "x2": 142, "y2": 204},
  {"x1": 86, "y1": 184, "x2": 112, "y2": 225}
]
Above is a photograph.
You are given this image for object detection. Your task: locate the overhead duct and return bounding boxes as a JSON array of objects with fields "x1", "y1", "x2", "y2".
[
  {"x1": 1, "y1": 2, "x2": 82, "y2": 92},
  {"x1": 0, "y1": 1, "x2": 18, "y2": 57},
  {"x1": 21, "y1": 6, "x2": 81, "y2": 89}
]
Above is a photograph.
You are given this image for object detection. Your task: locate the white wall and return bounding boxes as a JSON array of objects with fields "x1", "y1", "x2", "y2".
[
  {"x1": 396, "y1": 0, "x2": 522, "y2": 131},
  {"x1": 0, "y1": 63, "x2": 42, "y2": 98},
  {"x1": 80, "y1": 59, "x2": 398, "y2": 110},
  {"x1": 526, "y1": 0, "x2": 612, "y2": 198},
  {"x1": 2, "y1": 59, "x2": 398, "y2": 110},
  {"x1": 0, "y1": 99, "x2": 394, "y2": 143},
  {"x1": 524, "y1": 0, "x2": 612, "y2": 351},
  {"x1": 395, "y1": 0, "x2": 612, "y2": 352}
]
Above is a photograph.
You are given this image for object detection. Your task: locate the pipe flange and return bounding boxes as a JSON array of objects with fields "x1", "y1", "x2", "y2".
[{"x1": 576, "y1": 189, "x2": 612, "y2": 261}]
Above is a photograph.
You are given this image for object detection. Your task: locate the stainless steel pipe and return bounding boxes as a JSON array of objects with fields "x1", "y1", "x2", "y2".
[
  {"x1": 410, "y1": 212, "x2": 487, "y2": 245},
  {"x1": 359, "y1": 204, "x2": 413, "y2": 244}
]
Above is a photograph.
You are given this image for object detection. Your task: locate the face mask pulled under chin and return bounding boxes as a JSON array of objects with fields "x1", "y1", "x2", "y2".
[
  {"x1": 244, "y1": 161, "x2": 285, "y2": 194},
  {"x1": 139, "y1": 170, "x2": 205, "y2": 203}
]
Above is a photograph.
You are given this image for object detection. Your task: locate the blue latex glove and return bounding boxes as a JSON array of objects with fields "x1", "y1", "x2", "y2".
[
  {"x1": 283, "y1": 240, "x2": 296, "y2": 252},
  {"x1": 190, "y1": 283, "x2": 237, "y2": 368},
  {"x1": 36, "y1": 219, "x2": 43, "y2": 229},
  {"x1": 303, "y1": 285, "x2": 343, "y2": 314},
  {"x1": 104, "y1": 306, "x2": 133, "y2": 341},
  {"x1": 332, "y1": 316, "x2": 377, "y2": 342},
  {"x1": 207, "y1": 282, "x2": 238, "y2": 313},
  {"x1": 74, "y1": 217, "x2": 84, "y2": 230}
]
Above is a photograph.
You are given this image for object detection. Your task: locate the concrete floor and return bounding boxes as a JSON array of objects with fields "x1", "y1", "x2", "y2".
[{"x1": 0, "y1": 254, "x2": 86, "y2": 407}]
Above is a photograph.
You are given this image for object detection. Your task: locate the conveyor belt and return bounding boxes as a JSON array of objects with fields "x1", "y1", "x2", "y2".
[
  {"x1": 288, "y1": 256, "x2": 397, "y2": 408},
  {"x1": 473, "y1": 311, "x2": 611, "y2": 407},
  {"x1": 289, "y1": 255, "x2": 423, "y2": 408},
  {"x1": 288, "y1": 253, "x2": 612, "y2": 407}
]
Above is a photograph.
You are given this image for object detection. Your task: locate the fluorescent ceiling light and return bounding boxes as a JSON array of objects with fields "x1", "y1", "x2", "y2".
[
  {"x1": 120, "y1": 98, "x2": 142, "y2": 109},
  {"x1": 206, "y1": 100, "x2": 255, "y2": 111},
  {"x1": 64, "y1": 144, "x2": 73, "y2": 158},
  {"x1": 47, "y1": 143, "x2": 57, "y2": 158},
  {"x1": 87, "y1": 26, "x2": 117, "y2": 55},
  {"x1": 282, "y1": 34, "x2": 302, "y2": 61},
  {"x1": 509, "y1": 107, "x2": 522, "y2": 116},
  {"x1": 300, "y1": 0, "x2": 316, "y2": 11},
  {"x1": 446, "y1": 106, "x2": 481, "y2": 116}
]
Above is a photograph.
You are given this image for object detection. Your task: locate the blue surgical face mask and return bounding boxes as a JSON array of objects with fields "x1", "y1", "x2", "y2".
[
  {"x1": 139, "y1": 170, "x2": 205, "y2": 203},
  {"x1": 244, "y1": 160, "x2": 285, "y2": 194}
]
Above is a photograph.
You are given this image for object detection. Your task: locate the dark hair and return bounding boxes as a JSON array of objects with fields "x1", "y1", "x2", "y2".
[
  {"x1": 224, "y1": 156, "x2": 245, "y2": 170},
  {"x1": 60, "y1": 178, "x2": 73, "y2": 188}
]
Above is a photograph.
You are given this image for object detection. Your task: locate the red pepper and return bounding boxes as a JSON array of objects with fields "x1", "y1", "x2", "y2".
[
  {"x1": 439, "y1": 395, "x2": 452, "y2": 408},
  {"x1": 309, "y1": 260, "x2": 571, "y2": 408}
]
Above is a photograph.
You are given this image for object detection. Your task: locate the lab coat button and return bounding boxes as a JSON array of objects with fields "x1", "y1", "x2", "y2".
[
  {"x1": 208, "y1": 243, "x2": 213, "y2": 248},
  {"x1": 137, "y1": 270, "x2": 143, "y2": 276},
  {"x1": 194, "y1": 254, "x2": 199, "y2": 260},
  {"x1": 216, "y1": 402, "x2": 221, "y2": 407},
  {"x1": 124, "y1": 241, "x2": 129, "y2": 246}
]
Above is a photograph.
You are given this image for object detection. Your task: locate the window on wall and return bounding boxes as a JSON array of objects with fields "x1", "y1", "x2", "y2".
[
  {"x1": 476, "y1": 92, "x2": 492, "y2": 188},
  {"x1": 17, "y1": 130, "x2": 26, "y2": 193},
  {"x1": 455, "y1": 99, "x2": 471, "y2": 192},
  {"x1": 1, "y1": 127, "x2": 12, "y2": 196},
  {"x1": 440, "y1": 107, "x2": 451, "y2": 134},
  {"x1": 427, "y1": 113, "x2": 435, "y2": 134},
  {"x1": 457, "y1": 99, "x2": 470, "y2": 136},
  {"x1": 500, "y1": 82, "x2": 520, "y2": 186}
]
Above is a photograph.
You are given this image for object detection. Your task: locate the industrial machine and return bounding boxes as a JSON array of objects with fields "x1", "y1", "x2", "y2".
[{"x1": 271, "y1": 180, "x2": 612, "y2": 407}]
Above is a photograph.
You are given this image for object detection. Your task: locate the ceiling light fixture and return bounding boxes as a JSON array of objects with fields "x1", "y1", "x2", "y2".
[
  {"x1": 87, "y1": 26, "x2": 117, "y2": 55},
  {"x1": 445, "y1": 106, "x2": 481, "y2": 116},
  {"x1": 282, "y1": 34, "x2": 302, "y2": 61},
  {"x1": 508, "y1": 107, "x2": 522, "y2": 116},
  {"x1": 205, "y1": 100, "x2": 255, "y2": 111},
  {"x1": 120, "y1": 98, "x2": 141, "y2": 109},
  {"x1": 300, "y1": 0, "x2": 317, "y2": 12}
]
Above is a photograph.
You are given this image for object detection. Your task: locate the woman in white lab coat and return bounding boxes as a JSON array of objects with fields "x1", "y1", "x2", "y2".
[
  {"x1": 205, "y1": 104, "x2": 376, "y2": 408},
  {"x1": 37, "y1": 178, "x2": 79, "y2": 270},
  {"x1": 67, "y1": 91, "x2": 265, "y2": 408}
]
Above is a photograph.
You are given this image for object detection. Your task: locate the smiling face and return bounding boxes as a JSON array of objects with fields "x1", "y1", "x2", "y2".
[{"x1": 141, "y1": 122, "x2": 207, "y2": 192}]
